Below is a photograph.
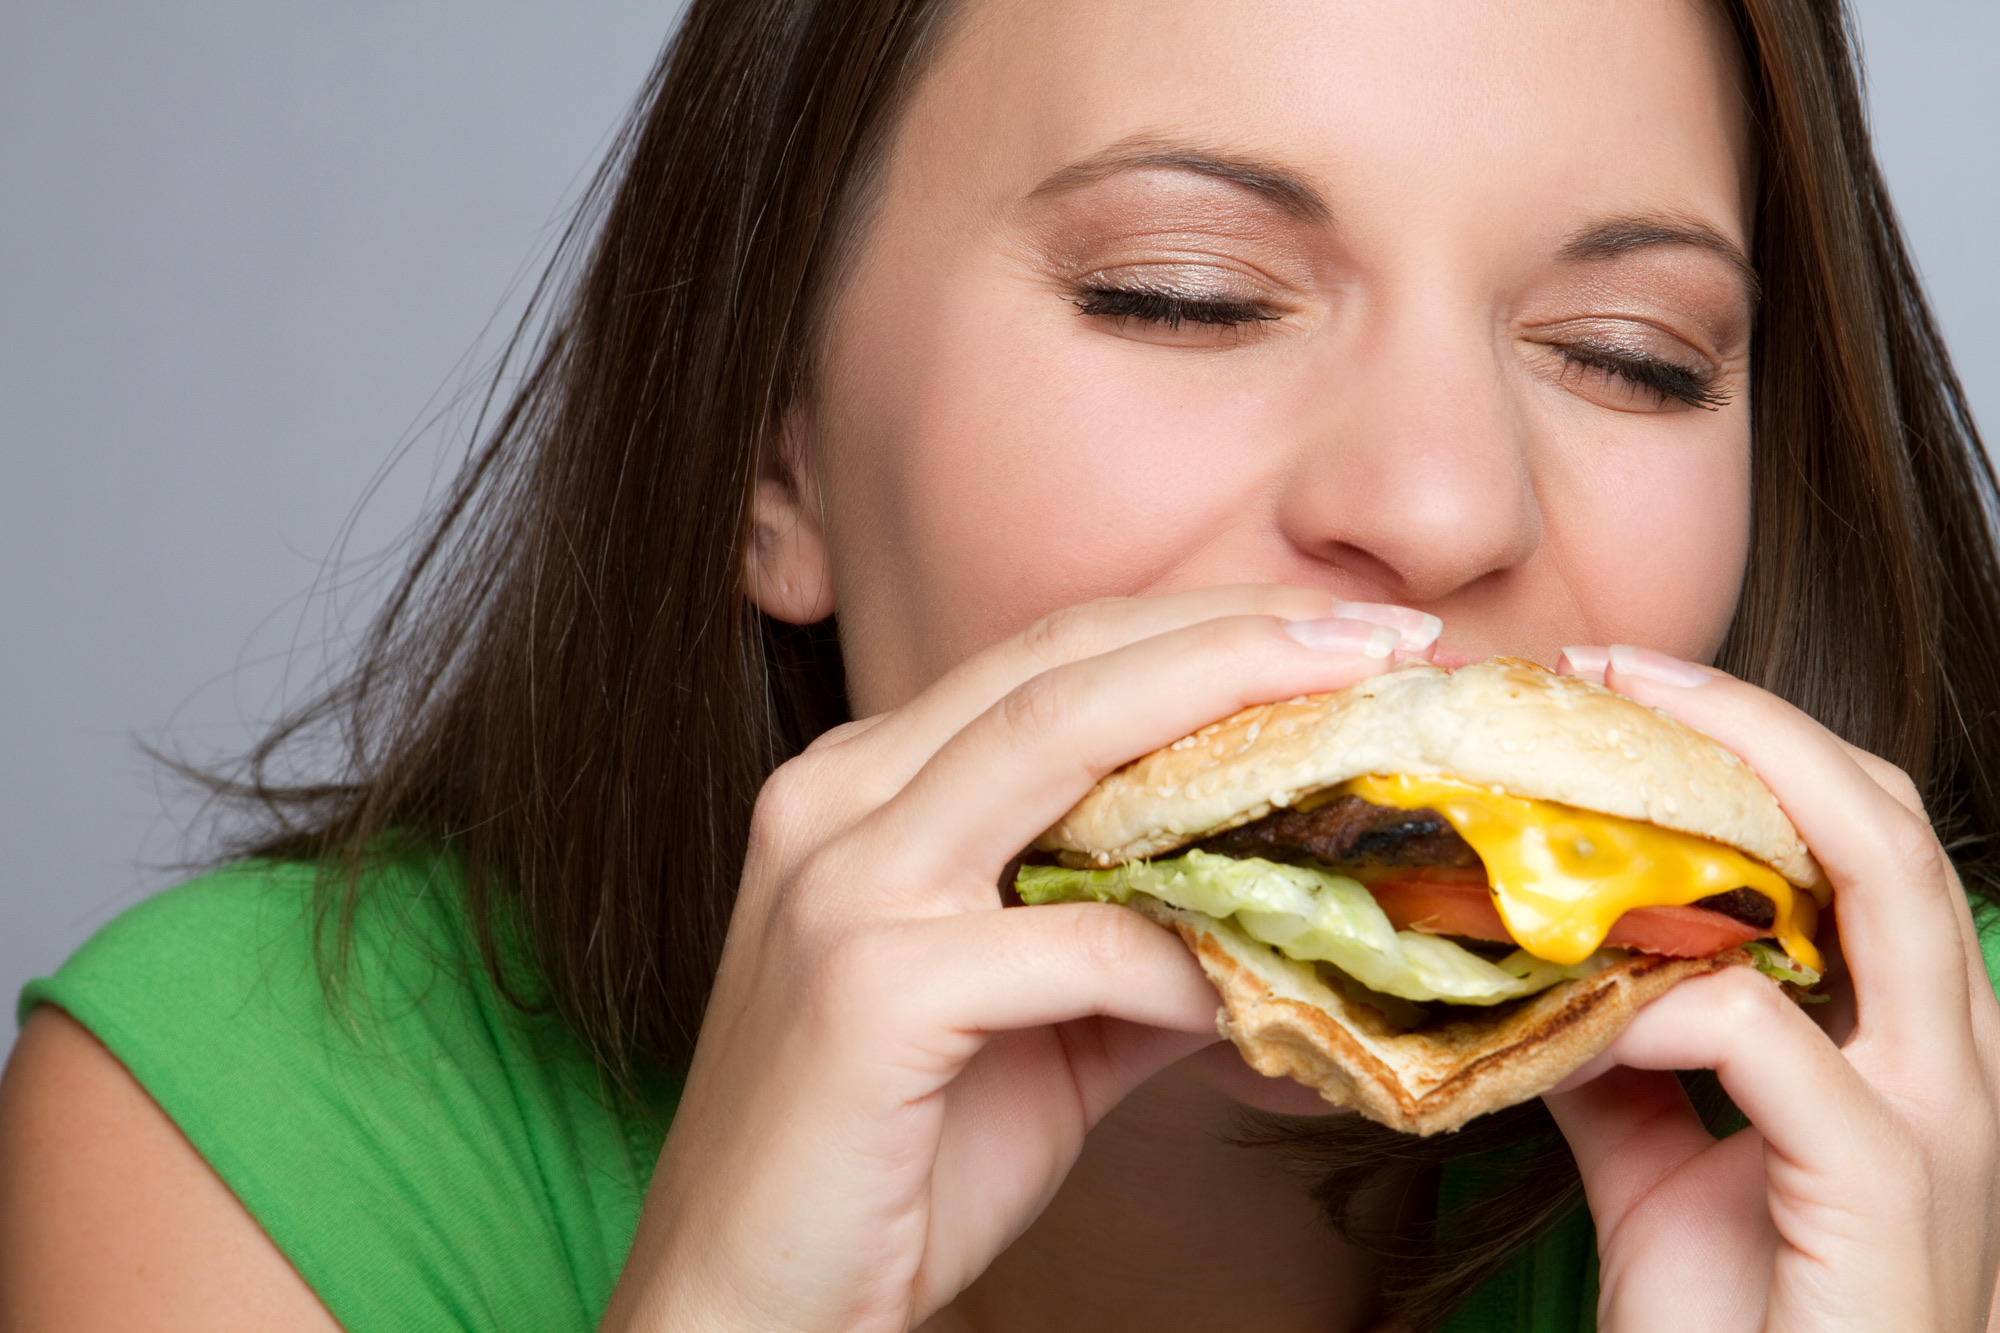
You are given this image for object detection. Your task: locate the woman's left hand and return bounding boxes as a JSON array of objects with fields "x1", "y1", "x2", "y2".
[{"x1": 1543, "y1": 646, "x2": 2000, "y2": 1332}]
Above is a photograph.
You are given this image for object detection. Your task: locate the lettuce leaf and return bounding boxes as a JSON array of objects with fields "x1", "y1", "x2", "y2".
[
  {"x1": 1016, "y1": 850, "x2": 1619, "y2": 1006},
  {"x1": 1744, "y1": 939, "x2": 1826, "y2": 997}
]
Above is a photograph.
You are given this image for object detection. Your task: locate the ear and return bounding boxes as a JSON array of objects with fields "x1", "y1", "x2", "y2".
[{"x1": 744, "y1": 418, "x2": 837, "y2": 625}]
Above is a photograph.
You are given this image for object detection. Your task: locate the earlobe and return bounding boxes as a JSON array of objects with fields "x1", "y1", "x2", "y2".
[{"x1": 745, "y1": 473, "x2": 837, "y2": 626}]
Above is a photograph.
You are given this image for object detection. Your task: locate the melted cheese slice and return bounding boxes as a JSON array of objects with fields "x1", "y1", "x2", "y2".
[{"x1": 1343, "y1": 774, "x2": 1823, "y2": 973}]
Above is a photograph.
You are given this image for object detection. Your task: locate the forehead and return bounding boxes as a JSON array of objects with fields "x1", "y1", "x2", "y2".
[{"x1": 887, "y1": 0, "x2": 1752, "y2": 254}]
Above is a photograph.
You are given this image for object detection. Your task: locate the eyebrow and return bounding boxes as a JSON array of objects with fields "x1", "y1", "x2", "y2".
[
  {"x1": 1029, "y1": 138, "x2": 1333, "y2": 224},
  {"x1": 1031, "y1": 149, "x2": 1756, "y2": 300},
  {"x1": 1560, "y1": 216, "x2": 1759, "y2": 301}
]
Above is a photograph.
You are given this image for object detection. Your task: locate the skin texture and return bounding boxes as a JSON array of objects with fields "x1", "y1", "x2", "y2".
[
  {"x1": 4, "y1": 1, "x2": 1996, "y2": 1330},
  {"x1": 807, "y1": 0, "x2": 1757, "y2": 705},
  {"x1": 0, "y1": 1008, "x2": 343, "y2": 1331}
]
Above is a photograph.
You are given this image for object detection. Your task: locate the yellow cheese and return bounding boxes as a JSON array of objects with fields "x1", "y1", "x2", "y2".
[{"x1": 1343, "y1": 774, "x2": 1823, "y2": 973}]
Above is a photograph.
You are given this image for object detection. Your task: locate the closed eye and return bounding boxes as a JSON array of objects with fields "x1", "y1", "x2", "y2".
[
  {"x1": 1555, "y1": 342, "x2": 1729, "y2": 411},
  {"x1": 1072, "y1": 284, "x2": 1278, "y2": 331}
]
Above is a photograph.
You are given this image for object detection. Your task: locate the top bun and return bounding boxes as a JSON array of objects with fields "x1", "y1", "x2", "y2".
[{"x1": 1035, "y1": 657, "x2": 1824, "y2": 890}]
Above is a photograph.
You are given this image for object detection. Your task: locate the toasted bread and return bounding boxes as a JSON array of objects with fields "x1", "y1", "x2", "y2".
[{"x1": 1140, "y1": 898, "x2": 1744, "y2": 1135}]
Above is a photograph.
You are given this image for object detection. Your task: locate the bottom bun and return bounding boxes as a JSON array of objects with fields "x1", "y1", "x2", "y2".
[{"x1": 1133, "y1": 898, "x2": 1747, "y2": 1136}]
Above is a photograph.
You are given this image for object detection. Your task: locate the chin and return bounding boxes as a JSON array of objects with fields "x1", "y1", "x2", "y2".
[{"x1": 1181, "y1": 1042, "x2": 1358, "y2": 1118}]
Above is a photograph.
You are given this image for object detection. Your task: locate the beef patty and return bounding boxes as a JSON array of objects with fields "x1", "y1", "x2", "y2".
[
  {"x1": 1194, "y1": 794, "x2": 1775, "y2": 927},
  {"x1": 1196, "y1": 794, "x2": 1481, "y2": 868}
]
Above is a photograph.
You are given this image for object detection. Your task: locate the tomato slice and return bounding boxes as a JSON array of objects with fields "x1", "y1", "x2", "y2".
[
  {"x1": 1365, "y1": 876, "x2": 1764, "y2": 958},
  {"x1": 1366, "y1": 875, "x2": 1510, "y2": 941},
  {"x1": 1600, "y1": 903, "x2": 1763, "y2": 957}
]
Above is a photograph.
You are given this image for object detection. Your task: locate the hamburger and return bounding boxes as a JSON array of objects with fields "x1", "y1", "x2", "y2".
[{"x1": 1014, "y1": 657, "x2": 1831, "y2": 1135}]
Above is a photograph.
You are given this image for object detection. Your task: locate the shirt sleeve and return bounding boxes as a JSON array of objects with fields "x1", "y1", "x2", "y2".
[{"x1": 18, "y1": 854, "x2": 670, "y2": 1333}]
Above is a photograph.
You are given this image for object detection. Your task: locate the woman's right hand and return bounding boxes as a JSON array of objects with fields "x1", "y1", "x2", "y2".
[{"x1": 598, "y1": 586, "x2": 1428, "y2": 1333}]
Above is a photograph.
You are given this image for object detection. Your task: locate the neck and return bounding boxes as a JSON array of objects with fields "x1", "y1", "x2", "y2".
[{"x1": 924, "y1": 1061, "x2": 1394, "y2": 1333}]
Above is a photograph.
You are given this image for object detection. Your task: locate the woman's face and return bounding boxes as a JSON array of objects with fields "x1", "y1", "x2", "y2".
[{"x1": 770, "y1": 0, "x2": 1757, "y2": 715}]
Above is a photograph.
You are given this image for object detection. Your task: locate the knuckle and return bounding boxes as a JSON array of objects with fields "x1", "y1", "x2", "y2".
[
  {"x1": 1017, "y1": 599, "x2": 1118, "y2": 665},
  {"x1": 747, "y1": 757, "x2": 819, "y2": 855},
  {"x1": 1065, "y1": 903, "x2": 1148, "y2": 972},
  {"x1": 1843, "y1": 748, "x2": 1931, "y2": 820},
  {"x1": 1174, "y1": 618, "x2": 1275, "y2": 688},
  {"x1": 1877, "y1": 762, "x2": 1926, "y2": 814},
  {"x1": 1710, "y1": 964, "x2": 1792, "y2": 1027},
  {"x1": 803, "y1": 715, "x2": 876, "y2": 754},
  {"x1": 749, "y1": 749, "x2": 892, "y2": 864},
  {"x1": 1184, "y1": 612, "x2": 1266, "y2": 663},
  {"x1": 1872, "y1": 808, "x2": 1947, "y2": 885},
  {"x1": 997, "y1": 669, "x2": 1079, "y2": 738}
]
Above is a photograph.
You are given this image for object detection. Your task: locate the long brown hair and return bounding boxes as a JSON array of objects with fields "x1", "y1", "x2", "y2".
[{"x1": 214, "y1": 0, "x2": 2000, "y2": 1325}]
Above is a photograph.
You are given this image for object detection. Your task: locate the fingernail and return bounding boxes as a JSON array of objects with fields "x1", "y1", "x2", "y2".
[
  {"x1": 1607, "y1": 644, "x2": 1712, "y2": 688},
  {"x1": 1557, "y1": 646, "x2": 1610, "y2": 680},
  {"x1": 1285, "y1": 617, "x2": 1399, "y2": 659},
  {"x1": 1328, "y1": 601, "x2": 1443, "y2": 652}
]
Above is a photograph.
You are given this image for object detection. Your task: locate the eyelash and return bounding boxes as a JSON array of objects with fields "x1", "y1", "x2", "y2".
[
  {"x1": 1071, "y1": 284, "x2": 1278, "y2": 330},
  {"x1": 1074, "y1": 285, "x2": 1728, "y2": 411},
  {"x1": 1555, "y1": 343, "x2": 1729, "y2": 411}
]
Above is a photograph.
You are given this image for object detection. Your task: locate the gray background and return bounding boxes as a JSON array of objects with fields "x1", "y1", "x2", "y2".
[{"x1": 3, "y1": 2, "x2": 1995, "y2": 1053}]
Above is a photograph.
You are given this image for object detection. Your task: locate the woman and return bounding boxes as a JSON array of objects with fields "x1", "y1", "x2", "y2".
[{"x1": 3, "y1": 0, "x2": 1997, "y2": 1329}]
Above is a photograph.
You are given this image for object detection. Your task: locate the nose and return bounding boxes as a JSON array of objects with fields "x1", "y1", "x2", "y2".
[{"x1": 1273, "y1": 306, "x2": 1543, "y2": 606}]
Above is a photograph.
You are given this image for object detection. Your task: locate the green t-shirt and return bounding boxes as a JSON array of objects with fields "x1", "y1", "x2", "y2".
[
  {"x1": 20, "y1": 854, "x2": 2000, "y2": 1330},
  {"x1": 20, "y1": 853, "x2": 675, "y2": 1331}
]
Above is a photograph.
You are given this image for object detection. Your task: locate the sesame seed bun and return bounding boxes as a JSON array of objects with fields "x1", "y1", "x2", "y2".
[
  {"x1": 1036, "y1": 657, "x2": 1823, "y2": 891},
  {"x1": 1032, "y1": 657, "x2": 1825, "y2": 1134}
]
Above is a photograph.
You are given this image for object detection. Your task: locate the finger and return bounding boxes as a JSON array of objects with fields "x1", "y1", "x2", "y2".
[
  {"x1": 802, "y1": 712, "x2": 893, "y2": 752},
  {"x1": 1573, "y1": 968, "x2": 1918, "y2": 1212},
  {"x1": 811, "y1": 905, "x2": 1221, "y2": 1113},
  {"x1": 1330, "y1": 600, "x2": 1443, "y2": 653},
  {"x1": 1566, "y1": 645, "x2": 1923, "y2": 822},
  {"x1": 917, "y1": 1016, "x2": 1217, "y2": 1314},
  {"x1": 776, "y1": 588, "x2": 1349, "y2": 840},
  {"x1": 1574, "y1": 648, "x2": 1994, "y2": 1049},
  {"x1": 863, "y1": 613, "x2": 1402, "y2": 889},
  {"x1": 832, "y1": 586, "x2": 1332, "y2": 764},
  {"x1": 1598, "y1": 646, "x2": 1974, "y2": 1058},
  {"x1": 827, "y1": 586, "x2": 1435, "y2": 797},
  {"x1": 1544, "y1": 1066, "x2": 1733, "y2": 1222},
  {"x1": 1828, "y1": 735, "x2": 1927, "y2": 818},
  {"x1": 1822, "y1": 737, "x2": 1996, "y2": 1029},
  {"x1": 945, "y1": 1016, "x2": 1214, "y2": 1162},
  {"x1": 1573, "y1": 968, "x2": 1958, "y2": 1314},
  {"x1": 1545, "y1": 1066, "x2": 1713, "y2": 1173},
  {"x1": 1813, "y1": 739, "x2": 1995, "y2": 1057},
  {"x1": 1546, "y1": 1069, "x2": 1779, "y2": 1323},
  {"x1": 1555, "y1": 644, "x2": 1608, "y2": 684}
]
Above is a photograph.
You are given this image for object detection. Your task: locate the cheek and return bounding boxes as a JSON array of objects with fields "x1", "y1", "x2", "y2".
[
  {"x1": 817, "y1": 263, "x2": 1292, "y2": 692},
  {"x1": 1539, "y1": 416, "x2": 1751, "y2": 660}
]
